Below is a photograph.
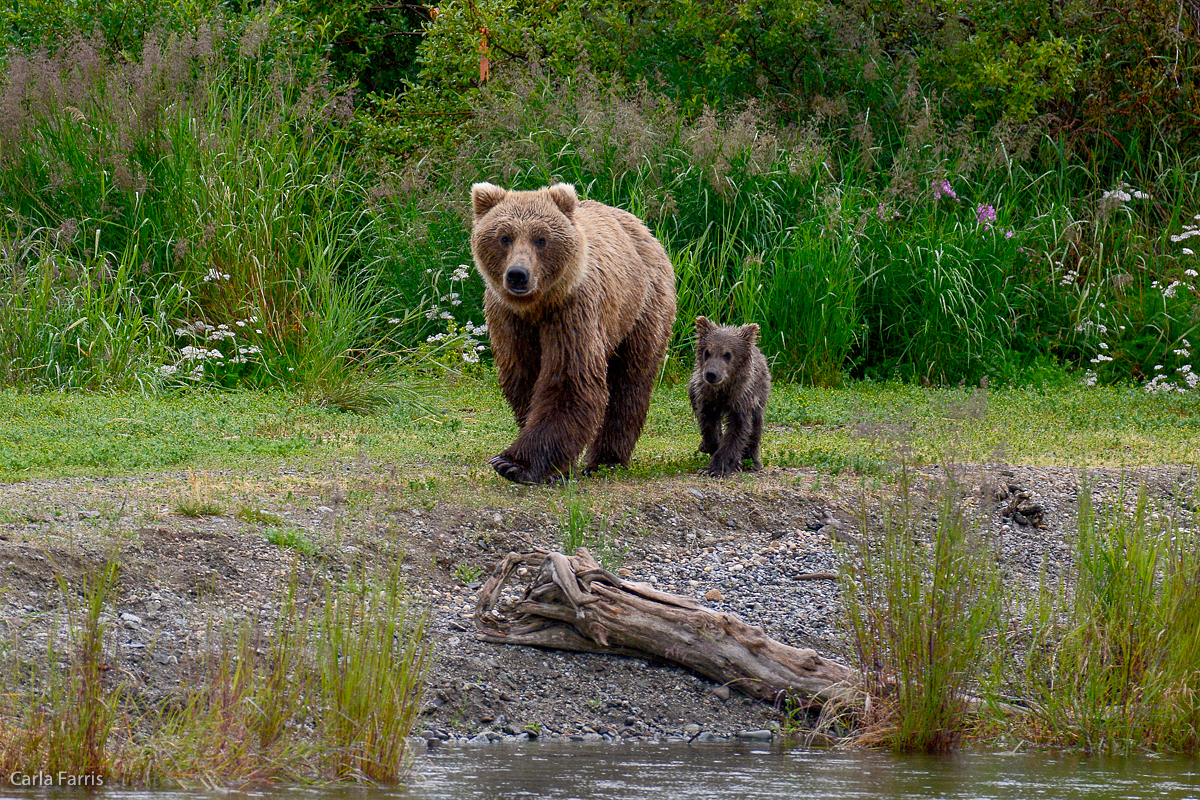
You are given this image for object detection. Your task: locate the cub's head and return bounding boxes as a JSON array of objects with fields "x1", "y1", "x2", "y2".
[
  {"x1": 693, "y1": 316, "x2": 759, "y2": 387},
  {"x1": 469, "y1": 182, "x2": 584, "y2": 309}
]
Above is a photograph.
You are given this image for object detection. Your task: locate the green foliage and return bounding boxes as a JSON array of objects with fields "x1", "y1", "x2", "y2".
[
  {"x1": 838, "y1": 467, "x2": 1006, "y2": 752},
  {"x1": 0, "y1": 229, "x2": 186, "y2": 390},
  {"x1": 1019, "y1": 484, "x2": 1200, "y2": 753},
  {"x1": 934, "y1": 33, "x2": 1081, "y2": 124},
  {"x1": 266, "y1": 526, "x2": 316, "y2": 554},
  {"x1": 557, "y1": 480, "x2": 625, "y2": 569}
]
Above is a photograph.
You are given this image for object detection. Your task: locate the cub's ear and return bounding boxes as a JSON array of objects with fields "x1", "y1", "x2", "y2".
[
  {"x1": 471, "y1": 182, "x2": 507, "y2": 220},
  {"x1": 738, "y1": 322, "x2": 760, "y2": 345},
  {"x1": 546, "y1": 183, "x2": 578, "y2": 216},
  {"x1": 694, "y1": 316, "x2": 714, "y2": 340}
]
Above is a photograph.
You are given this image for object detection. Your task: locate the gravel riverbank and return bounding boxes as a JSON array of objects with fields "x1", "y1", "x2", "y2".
[{"x1": 2, "y1": 461, "x2": 1195, "y2": 746}]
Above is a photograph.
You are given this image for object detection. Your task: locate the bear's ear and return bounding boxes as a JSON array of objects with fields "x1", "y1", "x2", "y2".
[
  {"x1": 471, "y1": 182, "x2": 507, "y2": 220},
  {"x1": 694, "y1": 316, "x2": 714, "y2": 341},
  {"x1": 738, "y1": 323, "x2": 760, "y2": 346},
  {"x1": 546, "y1": 183, "x2": 578, "y2": 216}
]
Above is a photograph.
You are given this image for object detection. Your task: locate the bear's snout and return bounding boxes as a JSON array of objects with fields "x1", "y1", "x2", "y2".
[
  {"x1": 704, "y1": 369, "x2": 721, "y2": 384},
  {"x1": 505, "y1": 265, "x2": 532, "y2": 294}
]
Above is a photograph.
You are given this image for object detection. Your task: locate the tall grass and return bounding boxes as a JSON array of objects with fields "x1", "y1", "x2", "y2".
[
  {"x1": 384, "y1": 67, "x2": 1200, "y2": 388},
  {"x1": 1018, "y1": 483, "x2": 1200, "y2": 753},
  {"x1": 4, "y1": 24, "x2": 1200, "y2": 389},
  {"x1": 0, "y1": 551, "x2": 432, "y2": 785},
  {"x1": 838, "y1": 467, "x2": 1006, "y2": 752},
  {"x1": 0, "y1": 27, "x2": 433, "y2": 403},
  {"x1": 0, "y1": 228, "x2": 186, "y2": 390}
]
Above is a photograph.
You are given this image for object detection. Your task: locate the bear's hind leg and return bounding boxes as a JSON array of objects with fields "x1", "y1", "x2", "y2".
[
  {"x1": 584, "y1": 339, "x2": 658, "y2": 472},
  {"x1": 745, "y1": 406, "x2": 764, "y2": 471}
]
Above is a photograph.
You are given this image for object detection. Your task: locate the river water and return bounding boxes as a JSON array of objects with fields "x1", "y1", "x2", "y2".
[{"x1": 8, "y1": 742, "x2": 1200, "y2": 799}]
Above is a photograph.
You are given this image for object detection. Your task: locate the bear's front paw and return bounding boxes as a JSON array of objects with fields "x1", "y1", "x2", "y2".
[
  {"x1": 698, "y1": 460, "x2": 742, "y2": 477},
  {"x1": 489, "y1": 454, "x2": 540, "y2": 485}
]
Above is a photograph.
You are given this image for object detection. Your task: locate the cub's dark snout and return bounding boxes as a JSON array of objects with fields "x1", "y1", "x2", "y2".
[
  {"x1": 505, "y1": 264, "x2": 531, "y2": 293},
  {"x1": 704, "y1": 369, "x2": 720, "y2": 384}
]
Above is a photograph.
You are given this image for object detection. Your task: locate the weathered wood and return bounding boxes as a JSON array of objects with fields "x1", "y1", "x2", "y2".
[{"x1": 474, "y1": 548, "x2": 855, "y2": 705}]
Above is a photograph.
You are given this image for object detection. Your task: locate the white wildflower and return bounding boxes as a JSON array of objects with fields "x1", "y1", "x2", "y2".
[{"x1": 158, "y1": 364, "x2": 178, "y2": 376}]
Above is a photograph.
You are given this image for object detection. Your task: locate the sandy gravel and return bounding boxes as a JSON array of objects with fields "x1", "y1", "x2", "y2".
[{"x1": 2, "y1": 460, "x2": 1195, "y2": 744}]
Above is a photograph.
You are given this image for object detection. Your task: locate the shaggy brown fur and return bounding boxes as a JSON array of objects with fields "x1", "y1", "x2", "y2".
[
  {"x1": 470, "y1": 182, "x2": 677, "y2": 484},
  {"x1": 688, "y1": 317, "x2": 771, "y2": 477}
]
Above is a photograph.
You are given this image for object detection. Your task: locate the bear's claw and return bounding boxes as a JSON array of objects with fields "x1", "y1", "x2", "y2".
[
  {"x1": 698, "y1": 461, "x2": 742, "y2": 477},
  {"x1": 489, "y1": 455, "x2": 539, "y2": 485}
]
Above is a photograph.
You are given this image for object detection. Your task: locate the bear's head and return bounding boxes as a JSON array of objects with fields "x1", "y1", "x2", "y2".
[
  {"x1": 469, "y1": 182, "x2": 585, "y2": 311},
  {"x1": 694, "y1": 316, "x2": 759, "y2": 387}
]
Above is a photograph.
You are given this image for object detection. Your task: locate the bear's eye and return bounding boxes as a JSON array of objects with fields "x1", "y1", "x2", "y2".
[
  {"x1": 722, "y1": 352, "x2": 732, "y2": 361},
  {"x1": 499, "y1": 234, "x2": 511, "y2": 247},
  {"x1": 701, "y1": 349, "x2": 709, "y2": 360},
  {"x1": 536, "y1": 236, "x2": 547, "y2": 249}
]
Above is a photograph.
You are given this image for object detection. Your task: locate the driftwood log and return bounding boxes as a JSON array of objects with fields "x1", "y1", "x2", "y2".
[{"x1": 474, "y1": 547, "x2": 855, "y2": 706}]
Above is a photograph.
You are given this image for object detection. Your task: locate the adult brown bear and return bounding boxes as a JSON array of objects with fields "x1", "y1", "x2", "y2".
[{"x1": 470, "y1": 182, "x2": 677, "y2": 484}]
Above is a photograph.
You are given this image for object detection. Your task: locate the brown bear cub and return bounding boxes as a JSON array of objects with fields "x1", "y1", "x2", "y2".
[
  {"x1": 470, "y1": 182, "x2": 677, "y2": 484},
  {"x1": 689, "y1": 317, "x2": 771, "y2": 477}
]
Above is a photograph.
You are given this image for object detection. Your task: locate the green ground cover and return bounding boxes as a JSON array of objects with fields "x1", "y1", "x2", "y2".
[{"x1": 3, "y1": 375, "x2": 1197, "y2": 482}]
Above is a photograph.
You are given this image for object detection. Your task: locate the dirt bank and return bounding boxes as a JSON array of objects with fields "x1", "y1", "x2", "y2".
[{"x1": 2, "y1": 461, "x2": 1194, "y2": 743}]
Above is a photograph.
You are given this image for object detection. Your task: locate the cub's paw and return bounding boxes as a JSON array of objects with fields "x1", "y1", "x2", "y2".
[{"x1": 489, "y1": 455, "x2": 539, "y2": 485}]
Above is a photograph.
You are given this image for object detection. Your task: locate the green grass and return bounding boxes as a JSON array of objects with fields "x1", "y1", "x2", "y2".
[
  {"x1": 839, "y1": 467, "x2": 1006, "y2": 752},
  {"x1": 265, "y1": 526, "x2": 317, "y2": 555},
  {"x1": 2, "y1": 374, "x2": 1199, "y2": 483},
  {"x1": 0, "y1": 550, "x2": 432, "y2": 785},
  {"x1": 1014, "y1": 483, "x2": 1200, "y2": 753}
]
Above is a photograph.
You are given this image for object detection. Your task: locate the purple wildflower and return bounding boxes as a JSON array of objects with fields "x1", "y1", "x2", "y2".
[
  {"x1": 976, "y1": 203, "x2": 997, "y2": 229},
  {"x1": 932, "y1": 179, "x2": 956, "y2": 201}
]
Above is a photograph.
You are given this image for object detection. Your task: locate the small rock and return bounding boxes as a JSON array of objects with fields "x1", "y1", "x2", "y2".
[
  {"x1": 736, "y1": 729, "x2": 774, "y2": 740},
  {"x1": 151, "y1": 651, "x2": 178, "y2": 666},
  {"x1": 120, "y1": 612, "x2": 143, "y2": 626},
  {"x1": 711, "y1": 685, "x2": 731, "y2": 701},
  {"x1": 317, "y1": 505, "x2": 335, "y2": 514},
  {"x1": 683, "y1": 723, "x2": 701, "y2": 737},
  {"x1": 704, "y1": 589, "x2": 724, "y2": 602},
  {"x1": 688, "y1": 489, "x2": 704, "y2": 500},
  {"x1": 694, "y1": 732, "x2": 719, "y2": 742}
]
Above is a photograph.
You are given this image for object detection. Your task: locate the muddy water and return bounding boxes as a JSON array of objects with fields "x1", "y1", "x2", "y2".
[{"x1": 10, "y1": 742, "x2": 1200, "y2": 799}]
